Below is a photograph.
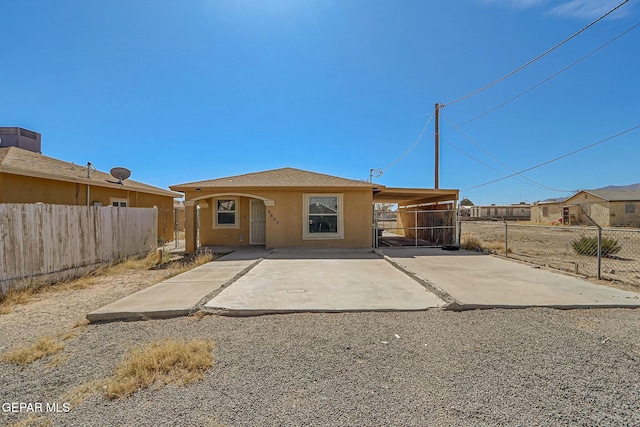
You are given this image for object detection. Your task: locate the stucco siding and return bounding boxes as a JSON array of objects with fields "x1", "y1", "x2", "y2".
[
  {"x1": 1, "y1": 173, "x2": 175, "y2": 242},
  {"x1": 190, "y1": 187, "x2": 373, "y2": 249}
]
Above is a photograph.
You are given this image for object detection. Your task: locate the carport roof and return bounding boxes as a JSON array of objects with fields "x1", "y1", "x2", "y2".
[{"x1": 374, "y1": 187, "x2": 459, "y2": 206}]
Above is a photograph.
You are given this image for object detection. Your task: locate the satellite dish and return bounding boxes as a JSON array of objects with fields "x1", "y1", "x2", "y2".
[{"x1": 110, "y1": 167, "x2": 131, "y2": 184}]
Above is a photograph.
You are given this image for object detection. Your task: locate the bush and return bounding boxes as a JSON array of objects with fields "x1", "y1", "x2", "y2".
[{"x1": 572, "y1": 236, "x2": 621, "y2": 257}]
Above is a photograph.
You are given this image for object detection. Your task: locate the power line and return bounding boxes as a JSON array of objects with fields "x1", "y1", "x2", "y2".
[
  {"x1": 383, "y1": 111, "x2": 434, "y2": 172},
  {"x1": 458, "y1": 20, "x2": 640, "y2": 127},
  {"x1": 442, "y1": 112, "x2": 574, "y2": 192},
  {"x1": 462, "y1": 124, "x2": 640, "y2": 191},
  {"x1": 444, "y1": 0, "x2": 630, "y2": 107},
  {"x1": 441, "y1": 137, "x2": 572, "y2": 193}
]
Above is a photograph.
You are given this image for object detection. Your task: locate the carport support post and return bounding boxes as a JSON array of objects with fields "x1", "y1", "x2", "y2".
[
  {"x1": 414, "y1": 209, "x2": 418, "y2": 246},
  {"x1": 184, "y1": 200, "x2": 197, "y2": 255}
]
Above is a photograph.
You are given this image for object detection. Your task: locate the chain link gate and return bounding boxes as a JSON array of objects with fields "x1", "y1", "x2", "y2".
[{"x1": 374, "y1": 206, "x2": 457, "y2": 248}]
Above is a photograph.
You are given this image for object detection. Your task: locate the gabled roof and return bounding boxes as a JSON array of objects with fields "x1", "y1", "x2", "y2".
[
  {"x1": 171, "y1": 167, "x2": 377, "y2": 190},
  {"x1": 0, "y1": 146, "x2": 180, "y2": 198},
  {"x1": 570, "y1": 189, "x2": 640, "y2": 202}
]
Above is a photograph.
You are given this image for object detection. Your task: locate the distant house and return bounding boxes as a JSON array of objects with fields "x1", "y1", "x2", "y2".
[
  {"x1": 465, "y1": 204, "x2": 531, "y2": 221},
  {"x1": 561, "y1": 190, "x2": 640, "y2": 227},
  {"x1": 0, "y1": 127, "x2": 181, "y2": 242},
  {"x1": 170, "y1": 167, "x2": 459, "y2": 253},
  {"x1": 530, "y1": 198, "x2": 566, "y2": 224}
]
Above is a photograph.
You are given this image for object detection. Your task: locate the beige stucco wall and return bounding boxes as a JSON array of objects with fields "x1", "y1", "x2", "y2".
[
  {"x1": 186, "y1": 187, "x2": 374, "y2": 249},
  {"x1": 531, "y1": 203, "x2": 563, "y2": 223},
  {"x1": 0, "y1": 173, "x2": 175, "y2": 242}
]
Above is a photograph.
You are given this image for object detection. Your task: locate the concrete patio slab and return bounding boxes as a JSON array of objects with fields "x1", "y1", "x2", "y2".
[
  {"x1": 87, "y1": 258, "x2": 260, "y2": 322},
  {"x1": 379, "y1": 248, "x2": 640, "y2": 310},
  {"x1": 205, "y1": 249, "x2": 445, "y2": 315}
]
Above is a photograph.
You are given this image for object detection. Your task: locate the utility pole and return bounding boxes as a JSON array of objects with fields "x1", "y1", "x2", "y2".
[{"x1": 434, "y1": 102, "x2": 440, "y2": 189}]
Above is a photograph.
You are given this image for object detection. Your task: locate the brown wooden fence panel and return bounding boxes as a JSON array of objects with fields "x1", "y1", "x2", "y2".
[{"x1": 0, "y1": 204, "x2": 157, "y2": 294}]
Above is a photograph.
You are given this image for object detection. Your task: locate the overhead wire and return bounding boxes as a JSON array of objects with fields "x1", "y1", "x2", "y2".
[
  {"x1": 462, "y1": 124, "x2": 640, "y2": 191},
  {"x1": 442, "y1": 112, "x2": 577, "y2": 192},
  {"x1": 383, "y1": 111, "x2": 434, "y2": 172},
  {"x1": 458, "y1": 20, "x2": 640, "y2": 127},
  {"x1": 440, "y1": 137, "x2": 570, "y2": 192},
  {"x1": 444, "y1": 0, "x2": 630, "y2": 107}
]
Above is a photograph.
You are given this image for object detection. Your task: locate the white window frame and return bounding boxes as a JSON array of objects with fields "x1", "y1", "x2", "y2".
[
  {"x1": 213, "y1": 197, "x2": 240, "y2": 229},
  {"x1": 303, "y1": 193, "x2": 344, "y2": 240},
  {"x1": 110, "y1": 198, "x2": 128, "y2": 207}
]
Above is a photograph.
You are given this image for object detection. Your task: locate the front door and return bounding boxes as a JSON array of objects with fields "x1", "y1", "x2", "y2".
[{"x1": 250, "y1": 199, "x2": 266, "y2": 245}]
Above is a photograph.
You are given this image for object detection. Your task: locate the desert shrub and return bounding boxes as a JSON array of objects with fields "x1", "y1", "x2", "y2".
[{"x1": 572, "y1": 236, "x2": 621, "y2": 257}]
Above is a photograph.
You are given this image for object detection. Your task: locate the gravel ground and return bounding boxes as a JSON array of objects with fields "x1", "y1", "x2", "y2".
[{"x1": 2, "y1": 307, "x2": 639, "y2": 427}]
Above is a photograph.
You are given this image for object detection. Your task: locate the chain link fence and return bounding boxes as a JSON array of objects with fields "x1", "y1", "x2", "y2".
[
  {"x1": 375, "y1": 209, "x2": 457, "y2": 247},
  {"x1": 461, "y1": 221, "x2": 640, "y2": 288}
]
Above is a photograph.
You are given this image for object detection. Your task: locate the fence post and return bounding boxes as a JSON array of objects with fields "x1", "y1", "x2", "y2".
[
  {"x1": 586, "y1": 213, "x2": 602, "y2": 280},
  {"x1": 597, "y1": 226, "x2": 602, "y2": 280},
  {"x1": 503, "y1": 217, "x2": 508, "y2": 258}
]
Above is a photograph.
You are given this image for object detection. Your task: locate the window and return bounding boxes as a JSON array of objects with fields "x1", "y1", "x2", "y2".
[
  {"x1": 215, "y1": 198, "x2": 238, "y2": 228},
  {"x1": 506, "y1": 208, "x2": 513, "y2": 215},
  {"x1": 303, "y1": 194, "x2": 344, "y2": 240},
  {"x1": 110, "y1": 198, "x2": 127, "y2": 207},
  {"x1": 542, "y1": 207, "x2": 549, "y2": 217},
  {"x1": 625, "y1": 203, "x2": 636, "y2": 214}
]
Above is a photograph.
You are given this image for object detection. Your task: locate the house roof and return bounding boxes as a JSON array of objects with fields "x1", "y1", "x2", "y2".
[
  {"x1": 0, "y1": 146, "x2": 180, "y2": 198},
  {"x1": 170, "y1": 167, "x2": 377, "y2": 190},
  {"x1": 568, "y1": 189, "x2": 640, "y2": 203}
]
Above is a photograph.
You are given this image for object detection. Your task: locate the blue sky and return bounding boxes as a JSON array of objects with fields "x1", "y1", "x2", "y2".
[{"x1": 1, "y1": 0, "x2": 638, "y2": 205}]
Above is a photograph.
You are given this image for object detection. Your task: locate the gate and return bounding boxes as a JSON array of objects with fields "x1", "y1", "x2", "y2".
[{"x1": 374, "y1": 206, "x2": 457, "y2": 248}]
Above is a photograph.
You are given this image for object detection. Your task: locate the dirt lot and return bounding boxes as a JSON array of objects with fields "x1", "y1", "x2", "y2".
[
  {"x1": 461, "y1": 221, "x2": 640, "y2": 290},
  {"x1": 1, "y1": 256, "x2": 640, "y2": 426}
]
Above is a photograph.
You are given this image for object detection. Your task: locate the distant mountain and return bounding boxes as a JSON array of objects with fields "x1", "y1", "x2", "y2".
[{"x1": 594, "y1": 183, "x2": 640, "y2": 191}]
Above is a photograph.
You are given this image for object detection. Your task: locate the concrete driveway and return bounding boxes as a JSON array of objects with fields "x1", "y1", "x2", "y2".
[
  {"x1": 379, "y1": 248, "x2": 640, "y2": 309},
  {"x1": 204, "y1": 249, "x2": 444, "y2": 315},
  {"x1": 87, "y1": 247, "x2": 640, "y2": 322}
]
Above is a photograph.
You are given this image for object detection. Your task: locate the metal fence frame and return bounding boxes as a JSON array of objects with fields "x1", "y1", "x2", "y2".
[
  {"x1": 374, "y1": 208, "x2": 457, "y2": 248},
  {"x1": 461, "y1": 221, "x2": 640, "y2": 288}
]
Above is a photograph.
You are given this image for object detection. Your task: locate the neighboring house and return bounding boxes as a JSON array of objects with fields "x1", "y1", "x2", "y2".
[
  {"x1": 561, "y1": 190, "x2": 640, "y2": 227},
  {"x1": 170, "y1": 167, "x2": 458, "y2": 253},
  {"x1": 0, "y1": 128, "x2": 181, "y2": 242},
  {"x1": 465, "y1": 204, "x2": 531, "y2": 221},
  {"x1": 530, "y1": 198, "x2": 566, "y2": 224}
]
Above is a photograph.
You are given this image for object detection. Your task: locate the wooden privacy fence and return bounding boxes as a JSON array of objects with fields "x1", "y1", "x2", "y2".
[{"x1": 0, "y1": 204, "x2": 157, "y2": 295}]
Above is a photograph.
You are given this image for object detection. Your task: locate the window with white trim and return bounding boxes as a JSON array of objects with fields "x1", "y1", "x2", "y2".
[
  {"x1": 303, "y1": 194, "x2": 344, "y2": 239},
  {"x1": 214, "y1": 198, "x2": 239, "y2": 228},
  {"x1": 110, "y1": 198, "x2": 128, "y2": 207}
]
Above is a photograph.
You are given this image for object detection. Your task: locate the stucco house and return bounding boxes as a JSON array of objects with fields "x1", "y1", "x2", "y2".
[
  {"x1": 561, "y1": 190, "x2": 640, "y2": 227},
  {"x1": 170, "y1": 167, "x2": 459, "y2": 253},
  {"x1": 530, "y1": 198, "x2": 566, "y2": 224},
  {"x1": 0, "y1": 128, "x2": 180, "y2": 242}
]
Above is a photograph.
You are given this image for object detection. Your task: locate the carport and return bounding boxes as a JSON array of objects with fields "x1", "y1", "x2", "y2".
[{"x1": 372, "y1": 187, "x2": 459, "y2": 248}]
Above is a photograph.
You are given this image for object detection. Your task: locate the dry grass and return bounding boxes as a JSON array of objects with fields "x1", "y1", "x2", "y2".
[
  {"x1": 460, "y1": 235, "x2": 510, "y2": 254},
  {"x1": 61, "y1": 379, "x2": 107, "y2": 409},
  {"x1": 0, "y1": 251, "x2": 162, "y2": 314},
  {"x1": 166, "y1": 252, "x2": 215, "y2": 276},
  {"x1": 0, "y1": 336, "x2": 64, "y2": 366},
  {"x1": 6, "y1": 416, "x2": 52, "y2": 427},
  {"x1": 103, "y1": 339, "x2": 214, "y2": 399}
]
